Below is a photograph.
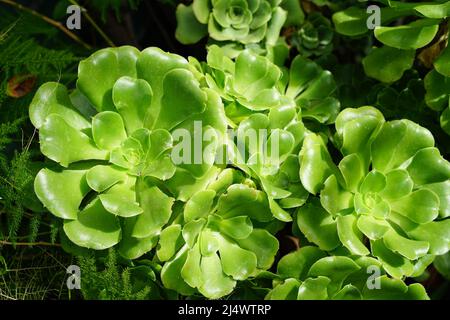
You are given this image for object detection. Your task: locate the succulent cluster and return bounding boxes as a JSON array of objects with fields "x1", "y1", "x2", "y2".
[
  {"x1": 175, "y1": 0, "x2": 287, "y2": 47},
  {"x1": 299, "y1": 107, "x2": 450, "y2": 278},
  {"x1": 29, "y1": 39, "x2": 450, "y2": 299},
  {"x1": 267, "y1": 246, "x2": 429, "y2": 300},
  {"x1": 31, "y1": 46, "x2": 227, "y2": 259},
  {"x1": 24, "y1": 0, "x2": 450, "y2": 301}
]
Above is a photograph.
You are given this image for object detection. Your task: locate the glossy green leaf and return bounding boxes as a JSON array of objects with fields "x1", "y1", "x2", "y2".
[
  {"x1": 85, "y1": 165, "x2": 127, "y2": 193},
  {"x1": 157, "y1": 224, "x2": 183, "y2": 262},
  {"x1": 92, "y1": 111, "x2": 128, "y2": 150},
  {"x1": 297, "y1": 200, "x2": 340, "y2": 251},
  {"x1": 218, "y1": 216, "x2": 253, "y2": 240},
  {"x1": 321, "y1": 175, "x2": 353, "y2": 216},
  {"x1": 181, "y1": 242, "x2": 203, "y2": 289},
  {"x1": 34, "y1": 168, "x2": 89, "y2": 219},
  {"x1": 184, "y1": 190, "x2": 216, "y2": 222},
  {"x1": 161, "y1": 246, "x2": 196, "y2": 296},
  {"x1": 217, "y1": 184, "x2": 273, "y2": 222},
  {"x1": 99, "y1": 180, "x2": 143, "y2": 217},
  {"x1": 219, "y1": 239, "x2": 257, "y2": 280},
  {"x1": 296, "y1": 276, "x2": 330, "y2": 300},
  {"x1": 363, "y1": 46, "x2": 415, "y2": 83},
  {"x1": 406, "y1": 147, "x2": 450, "y2": 185},
  {"x1": 335, "y1": 107, "x2": 384, "y2": 162},
  {"x1": 360, "y1": 171, "x2": 386, "y2": 194},
  {"x1": 374, "y1": 19, "x2": 439, "y2": 50},
  {"x1": 434, "y1": 45, "x2": 450, "y2": 77},
  {"x1": 424, "y1": 69, "x2": 450, "y2": 111},
  {"x1": 77, "y1": 46, "x2": 139, "y2": 111},
  {"x1": 277, "y1": 246, "x2": 326, "y2": 280},
  {"x1": 380, "y1": 169, "x2": 414, "y2": 200},
  {"x1": 414, "y1": 2, "x2": 450, "y2": 19},
  {"x1": 39, "y1": 114, "x2": 108, "y2": 167},
  {"x1": 337, "y1": 215, "x2": 370, "y2": 256},
  {"x1": 434, "y1": 252, "x2": 450, "y2": 280},
  {"x1": 356, "y1": 215, "x2": 390, "y2": 240},
  {"x1": 406, "y1": 219, "x2": 450, "y2": 255},
  {"x1": 132, "y1": 182, "x2": 174, "y2": 238},
  {"x1": 118, "y1": 218, "x2": 158, "y2": 259},
  {"x1": 371, "y1": 239, "x2": 414, "y2": 278},
  {"x1": 424, "y1": 181, "x2": 450, "y2": 218},
  {"x1": 63, "y1": 198, "x2": 121, "y2": 250},
  {"x1": 235, "y1": 229, "x2": 279, "y2": 269},
  {"x1": 199, "y1": 253, "x2": 236, "y2": 299},
  {"x1": 390, "y1": 189, "x2": 439, "y2": 224},
  {"x1": 299, "y1": 133, "x2": 336, "y2": 195},
  {"x1": 338, "y1": 154, "x2": 365, "y2": 192},
  {"x1": 29, "y1": 82, "x2": 90, "y2": 130},
  {"x1": 362, "y1": 276, "x2": 429, "y2": 300},
  {"x1": 266, "y1": 278, "x2": 301, "y2": 300},
  {"x1": 308, "y1": 256, "x2": 360, "y2": 295},
  {"x1": 112, "y1": 76, "x2": 153, "y2": 134},
  {"x1": 371, "y1": 120, "x2": 434, "y2": 172},
  {"x1": 175, "y1": 4, "x2": 208, "y2": 44},
  {"x1": 382, "y1": 229, "x2": 429, "y2": 260}
]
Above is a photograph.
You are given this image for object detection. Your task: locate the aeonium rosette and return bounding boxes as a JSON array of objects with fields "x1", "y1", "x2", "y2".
[
  {"x1": 175, "y1": 0, "x2": 287, "y2": 47},
  {"x1": 298, "y1": 106, "x2": 450, "y2": 278},
  {"x1": 266, "y1": 246, "x2": 429, "y2": 300},
  {"x1": 30, "y1": 46, "x2": 227, "y2": 259},
  {"x1": 157, "y1": 168, "x2": 279, "y2": 299},
  {"x1": 201, "y1": 46, "x2": 339, "y2": 125}
]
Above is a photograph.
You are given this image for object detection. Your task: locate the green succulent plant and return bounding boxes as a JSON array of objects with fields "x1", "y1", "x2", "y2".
[
  {"x1": 174, "y1": 0, "x2": 304, "y2": 63},
  {"x1": 175, "y1": 0, "x2": 287, "y2": 46},
  {"x1": 190, "y1": 46, "x2": 339, "y2": 220},
  {"x1": 202, "y1": 45, "x2": 339, "y2": 124},
  {"x1": 228, "y1": 106, "x2": 309, "y2": 222},
  {"x1": 158, "y1": 168, "x2": 279, "y2": 299},
  {"x1": 266, "y1": 246, "x2": 429, "y2": 300},
  {"x1": 203, "y1": 45, "x2": 285, "y2": 113},
  {"x1": 298, "y1": 106, "x2": 450, "y2": 279},
  {"x1": 29, "y1": 46, "x2": 227, "y2": 259},
  {"x1": 291, "y1": 12, "x2": 334, "y2": 58}
]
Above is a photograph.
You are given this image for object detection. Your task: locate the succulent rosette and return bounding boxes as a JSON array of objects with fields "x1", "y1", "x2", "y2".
[
  {"x1": 227, "y1": 105, "x2": 309, "y2": 222},
  {"x1": 266, "y1": 246, "x2": 429, "y2": 300},
  {"x1": 298, "y1": 106, "x2": 450, "y2": 278},
  {"x1": 291, "y1": 12, "x2": 334, "y2": 58},
  {"x1": 202, "y1": 46, "x2": 339, "y2": 124},
  {"x1": 201, "y1": 45, "x2": 284, "y2": 115},
  {"x1": 157, "y1": 168, "x2": 279, "y2": 299},
  {"x1": 30, "y1": 46, "x2": 227, "y2": 259},
  {"x1": 175, "y1": 0, "x2": 287, "y2": 47}
]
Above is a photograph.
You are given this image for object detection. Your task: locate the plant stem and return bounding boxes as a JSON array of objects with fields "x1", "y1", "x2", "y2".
[
  {"x1": 0, "y1": 240, "x2": 61, "y2": 247},
  {"x1": 68, "y1": 0, "x2": 116, "y2": 47},
  {"x1": 0, "y1": 0, "x2": 92, "y2": 50}
]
